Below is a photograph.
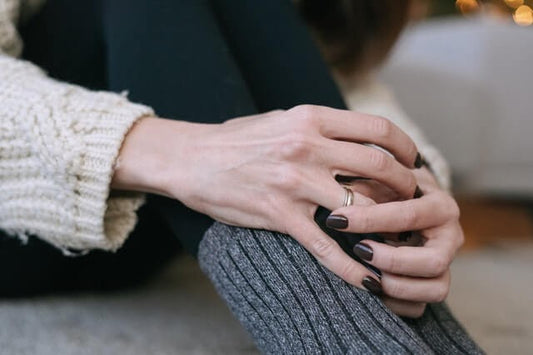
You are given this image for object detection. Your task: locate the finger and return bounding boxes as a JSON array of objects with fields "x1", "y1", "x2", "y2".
[
  {"x1": 413, "y1": 167, "x2": 442, "y2": 193},
  {"x1": 381, "y1": 296, "x2": 427, "y2": 318},
  {"x1": 352, "y1": 238, "x2": 456, "y2": 278},
  {"x1": 287, "y1": 215, "x2": 383, "y2": 294},
  {"x1": 291, "y1": 172, "x2": 375, "y2": 215},
  {"x1": 299, "y1": 105, "x2": 420, "y2": 169},
  {"x1": 327, "y1": 190, "x2": 459, "y2": 233},
  {"x1": 341, "y1": 178, "x2": 400, "y2": 204},
  {"x1": 324, "y1": 140, "x2": 418, "y2": 199},
  {"x1": 424, "y1": 222, "x2": 464, "y2": 254},
  {"x1": 381, "y1": 270, "x2": 451, "y2": 303},
  {"x1": 309, "y1": 178, "x2": 376, "y2": 213}
]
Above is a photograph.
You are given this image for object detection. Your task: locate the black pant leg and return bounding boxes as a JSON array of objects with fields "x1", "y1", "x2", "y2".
[
  {"x1": 210, "y1": 0, "x2": 346, "y2": 111},
  {"x1": 0, "y1": 202, "x2": 181, "y2": 297},
  {"x1": 102, "y1": 0, "x2": 261, "y2": 256}
]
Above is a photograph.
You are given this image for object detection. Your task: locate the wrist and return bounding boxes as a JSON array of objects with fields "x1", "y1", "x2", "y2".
[{"x1": 111, "y1": 116, "x2": 194, "y2": 197}]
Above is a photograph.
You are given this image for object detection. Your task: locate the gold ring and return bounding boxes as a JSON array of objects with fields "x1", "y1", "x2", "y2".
[{"x1": 342, "y1": 187, "x2": 354, "y2": 207}]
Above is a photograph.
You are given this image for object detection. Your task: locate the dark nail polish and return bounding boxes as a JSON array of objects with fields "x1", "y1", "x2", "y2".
[
  {"x1": 413, "y1": 185, "x2": 424, "y2": 199},
  {"x1": 362, "y1": 276, "x2": 383, "y2": 295},
  {"x1": 399, "y1": 231, "x2": 412, "y2": 242},
  {"x1": 366, "y1": 264, "x2": 382, "y2": 279},
  {"x1": 335, "y1": 175, "x2": 371, "y2": 185},
  {"x1": 414, "y1": 153, "x2": 423, "y2": 169},
  {"x1": 326, "y1": 215, "x2": 348, "y2": 229},
  {"x1": 421, "y1": 156, "x2": 430, "y2": 168},
  {"x1": 353, "y1": 243, "x2": 373, "y2": 261}
]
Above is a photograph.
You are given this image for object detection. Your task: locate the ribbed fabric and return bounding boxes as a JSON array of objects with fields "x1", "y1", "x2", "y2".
[
  {"x1": 403, "y1": 303, "x2": 484, "y2": 355},
  {"x1": 199, "y1": 223, "x2": 485, "y2": 354},
  {"x1": 0, "y1": 0, "x2": 152, "y2": 252}
]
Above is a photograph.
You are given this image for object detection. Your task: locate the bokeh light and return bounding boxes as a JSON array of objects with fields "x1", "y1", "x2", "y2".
[
  {"x1": 504, "y1": 0, "x2": 525, "y2": 9},
  {"x1": 456, "y1": 0, "x2": 481, "y2": 14},
  {"x1": 453, "y1": 0, "x2": 533, "y2": 26},
  {"x1": 513, "y1": 4, "x2": 533, "y2": 25}
]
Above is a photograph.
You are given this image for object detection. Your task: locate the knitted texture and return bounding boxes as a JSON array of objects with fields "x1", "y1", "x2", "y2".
[
  {"x1": 0, "y1": 0, "x2": 152, "y2": 252},
  {"x1": 199, "y1": 223, "x2": 484, "y2": 354}
]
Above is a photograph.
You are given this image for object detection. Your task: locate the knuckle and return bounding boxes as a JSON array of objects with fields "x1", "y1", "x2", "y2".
[
  {"x1": 339, "y1": 261, "x2": 358, "y2": 282},
  {"x1": 406, "y1": 173, "x2": 417, "y2": 194},
  {"x1": 290, "y1": 104, "x2": 315, "y2": 115},
  {"x1": 310, "y1": 237, "x2": 336, "y2": 259},
  {"x1": 385, "y1": 252, "x2": 403, "y2": 274},
  {"x1": 401, "y1": 200, "x2": 418, "y2": 229},
  {"x1": 449, "y1": 199, "x2": 461, "y2": 220},
  {"x1": 431, "y1": 283, "x2": 450, "y2": 303},
  {"x1": 428, "y1": 253, "x2": 449, "y2": 277},
  {"x1": 387, "y1": 279, "x2": 407, "y2": 299},
  {"x1": 277, "y1": 133, "x2": 312, "y2": 160},
  {"x1": 289, "y1": 105, "x2": 320, "y2": 129},
  {"x1": 368, "y1": 149, "x2": 391, "y2": 172},
  {"x1": 369, "y1": 116, "x2": 393, "y2": 139},
  {"x1": 356, "y1": 209, "x2": 373, "y2": 232},
  {"x1": 457, "y1": 229, "x2": 465, "y2": 248},
  {"x1": 273, "y1": 165, "x2": 303, "y2": 191},
  {"x1": 438, "y1": 283, "x2": 450, "y2": 302},
  {"x1": 436, "y1": 192, "x2": 460, "y2": 220}
]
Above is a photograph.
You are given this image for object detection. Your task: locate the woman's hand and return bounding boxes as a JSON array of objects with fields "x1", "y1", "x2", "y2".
[
  {"x1": 326, "y1": 168, "x2": 463, "y2": 317},
  {"x1": 112, "y1": 105, "x2": 423, "y2": 292}
]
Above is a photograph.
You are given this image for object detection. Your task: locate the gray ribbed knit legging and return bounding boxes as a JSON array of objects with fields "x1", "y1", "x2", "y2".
[{"x1": 198, "y1": 223, "x2": 484, "y2": 354}]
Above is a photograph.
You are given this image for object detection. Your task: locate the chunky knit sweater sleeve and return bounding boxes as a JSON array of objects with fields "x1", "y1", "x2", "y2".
[{"x1": 0, "y1": 0, "x2": 153, "y2": 252}]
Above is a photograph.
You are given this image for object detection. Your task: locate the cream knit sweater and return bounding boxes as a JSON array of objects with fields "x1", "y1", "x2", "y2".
[
  {"x1": 0, "y1": 0, "x2": 153, "y2": 253},
  {"x1": 0, "y1": 0, "x2": 449, "y2": 253}
]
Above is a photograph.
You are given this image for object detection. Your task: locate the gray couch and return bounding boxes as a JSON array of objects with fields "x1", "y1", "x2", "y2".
[{"x1": 380, "y1": 17, "x2": 533, "y2": 196}]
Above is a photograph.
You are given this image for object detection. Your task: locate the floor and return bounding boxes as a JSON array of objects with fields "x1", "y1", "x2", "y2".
[
  {"x1": 0, "y1": 197, "x2": 531, "y2": 354},
  {"x1": 457, "y1": 196, "x2": 533, "y2": 251},
  {"x1": 447, "y1": 196, "x2": 533, "y2": 354}
]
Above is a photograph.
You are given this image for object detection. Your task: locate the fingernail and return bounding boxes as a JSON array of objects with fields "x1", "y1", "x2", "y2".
[
  {"x1": 414, "y1": 153, "x2": 423, "y2": 169},
  {"x1": 399, "y1": 231, "x2": 412, "y2": 242},
  {"x1": 366, "y1": 264, "x2": 382, "y2": 279},
  {"x1": 413, "y1": 185, "x2": 424, "y2": 199},
  {"x1": 362, "y1": 276, "x2": 383, "y2": 295},
  {"x1": 326, "y1": 215, "x2": 348, "y2": 229},
  {"x1": 421, "y1": 156, "x2": 431, "y2": 169},
  {"x1": 353, "y1": 242, "x2": 373, "y2": 261},
  {"x1": 335, "y1": 175, "x2": 368, "y2": 184}
]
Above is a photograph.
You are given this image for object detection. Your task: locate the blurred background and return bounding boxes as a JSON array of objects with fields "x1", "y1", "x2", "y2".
[{"x1": 378, "y1": 1, "x2": 533, "y2": 353}]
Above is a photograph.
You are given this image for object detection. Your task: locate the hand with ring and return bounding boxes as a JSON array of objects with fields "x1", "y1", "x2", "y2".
[
  {"x1": 113, "y1": 104, "x2": 422, "y2": 295},
  {"x1": 326, "y1": 167, "x2": 463, "y2": 317}
]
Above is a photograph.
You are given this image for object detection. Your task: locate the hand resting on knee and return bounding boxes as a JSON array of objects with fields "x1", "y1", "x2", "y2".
[{"x1": 111, "y1": 104, "x2": 461, "y2": 317}]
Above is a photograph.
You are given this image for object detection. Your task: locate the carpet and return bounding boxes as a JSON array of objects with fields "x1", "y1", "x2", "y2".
[{"x1": 1, "y1": 243, "x2": 531, "y2": 354}]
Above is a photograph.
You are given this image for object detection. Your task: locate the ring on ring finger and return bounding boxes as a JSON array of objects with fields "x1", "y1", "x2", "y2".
[{"x1": 342, "y1": 187, "x2": 355, "y2": 207}]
